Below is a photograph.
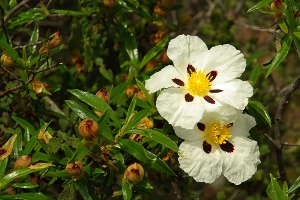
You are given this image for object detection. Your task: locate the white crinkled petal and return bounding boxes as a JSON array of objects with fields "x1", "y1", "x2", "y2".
[
  {"x1": 179, "y1": 140, "x2": 222, "y2": 184},
  {"x1": 222, "y1": 137, "x2": 260, "y2": 185},
  {"x1": 200, "y1": 106, "x2": 238, "y2": 126},
  {"x1": 213, "y1": 79, "x2": 253, "y2": 110},
  {"x1": 173, "y1": 125, "x2": 204, "y2": 141},
  {"x1": 156, "y1": 88, "x2": 205, "y2": 129},
  {"x1": 145, "y1": 65, "x2": 185, "y2": 93},
  {"x1": 202, "y1": 44, "x2": 246, "y2": 84},
  {"x1": 230, "y1": 113, "x2": 256, "y2": 137},
  {"x1": 167, "y1": 35, "x2": 208, "y2": 76}
]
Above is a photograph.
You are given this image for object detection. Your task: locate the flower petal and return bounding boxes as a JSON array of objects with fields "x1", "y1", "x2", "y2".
[
  {"x1": 222, "y1": 137, "x2": 260, "y2": 185},
  {"x1": 179, "y1": 140, "x2": 222, "y2": 183},
  {"x1": 213, "y1": 79, "x2": 253, "y2": 110},
  {"x1": 202, "y1": 44, "x2": 246, "y2": 84},
  {"x1": 231, "y1": 113, "x2": 256, "y2": 137},
  {"x1": 145, "y1": 65, "x2": 185, "y2": 93},
  {"x1": 173, "y1": 124, "x2": 204, "y2": 141},
  {"x1": 156, "y1": 88, "x2": 205, "y2": 129},
  {"x1": 167, "y1": 35, "x2": 208, "y2": 76}
]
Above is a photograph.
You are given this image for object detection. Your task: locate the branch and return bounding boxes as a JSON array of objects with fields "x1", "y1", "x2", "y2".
[
  {"x1": 274, "y1": 76, "x2": 300, "y2": 184},
  {"x1": 0, "y1": 0, "x2": 31, "y2": 27},
  {"x1": 282, "y1": 142, "x2": 300, "y2": 147},
  {"x1": 0, "y1": 60, "x2": 62, "y2": 97}
]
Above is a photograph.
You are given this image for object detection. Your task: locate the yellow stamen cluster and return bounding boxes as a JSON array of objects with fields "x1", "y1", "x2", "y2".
[
  {"x1": 187, "y1": 71, "x2": 211, "y2": 96},
  {"x1": 210, "y1": 123, "x2": 232, "y2": 144}
]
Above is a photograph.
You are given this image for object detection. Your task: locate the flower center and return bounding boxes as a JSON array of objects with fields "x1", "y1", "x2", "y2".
[
  {"x1": 209, "y1": 123, "x2": 232, "y2": 144},
  {"x1": 187, "y1": 71, "x2": 211, "y2": 96}
]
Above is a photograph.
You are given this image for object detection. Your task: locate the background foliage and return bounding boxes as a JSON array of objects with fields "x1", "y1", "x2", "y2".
[{"x1": 1, "y1": 0, "x2": 300, "y2": 199}]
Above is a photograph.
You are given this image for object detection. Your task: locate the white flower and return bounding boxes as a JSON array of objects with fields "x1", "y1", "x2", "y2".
[
  {"x1": 175, "y1": 112, "x2": 260, "y2": 185},
  {"x1": 145, "y1": 35, "x2": 253, "y2": 129}
]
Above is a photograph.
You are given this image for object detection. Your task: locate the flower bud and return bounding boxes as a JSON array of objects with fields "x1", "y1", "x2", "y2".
[
  {"x1": 103, "y1": 0, "x2": 117, "y2": 8},
  {"x1": 39, "y1": 45, "x2": 49, "y2": 54},
  {"x1": 125, "y1": 163, "x2": 144, "y2": 184},
  {"x1": 136, "y1": 91, "x2": 147, "y2": 101},
  {"x1": 78, "y1": 119, "x2": 99, "y2": 140},
  {"x1": 66, "y1": 160, "x2": 84, "y2": 180},
  {"x1": 136, "y1": 117, "x2": 154, "y2": 129},
  {"x1": 271, "y1": 0, "x2": 284, "y2": 18},
  {"x1": 95, "y1": 88, "x2": 110, "y2": 103},
  {"x1": 1, "y1": 54, "x2": 14, "y2": 68},
  {"x1": 48, "y1": 31, "x2": 62, "y2": 48},
  {"x1": 14, "y1": 155, "x2": 32, "y2": 169},
  {"x1": 125, "y1": 85, "x2": 139, "y2": 98},
  {"x1": 32, "y1": 79, "x2": 44, "y2": 94}
]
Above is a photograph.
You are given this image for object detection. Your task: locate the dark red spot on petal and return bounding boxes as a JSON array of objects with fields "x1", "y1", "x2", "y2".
[
  {"x1": 187, "y1": 64, "x2": 196, "y2": 76},
  {"x1": 220, "y1": 141, "x2": 234, "y2": 153},
  {"x1": 206, "y1": 70, "x2": 218, "y2": 82},
  {"x1": 226, "y1": 123, "x2": 233, "y2": 128},
  {"x1": 209, "y1": 89, "x2": 223, "y2": 93},
  {"x1": 185, "y1": 93, "x2": 194, "y2": 102},
  {"x1": 197, "y1": 123, "x2": 205, "y2": 131},
  {"x1": 172, "y1": 78, "x2": 185, "y2": 86},
  {"x1": 0, "y1": 148, "x2": 7, "y2": 155},
  {"x1": 204, "y1": 95, "x2": 215, "y2": 104},
  {"x1": 203, "y1": 140, "x2": 212, "y2": 154}
]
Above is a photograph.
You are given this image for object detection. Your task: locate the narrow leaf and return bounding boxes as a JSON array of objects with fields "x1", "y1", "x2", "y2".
[
  {"x1": 65, "y1": 100, "x2": 98, "y2": 121},
  {"x1": 68, "y1": 141, "x2": 91, "y2": 163},
  {"x1": 287, "y1": 176, "x2": 300, "y2": 194},
  {"x1": 247, "y1": 100, "x2": 272, "y2": 127},
  {"x1": 247, "y1": 0, "x2": 273, "y2": 13},
  {"x1": 125, "y1": 129, "x2": 178, "y2": 152},
  {"x1": 123, "y1": 32, "x2": 139, "y2": 67},
  {"x1": 0, "y1": 193, "x2": 52, "y2": 200},
  {"x1": 118, "y1": 139, "x2": 150, "y2": 162},
  {"x1": 122, "y1": 178, "x2": 133, "y2": 200},
  {"x1": 266, "y1": 35, "x2": 293, "y2": 77}
]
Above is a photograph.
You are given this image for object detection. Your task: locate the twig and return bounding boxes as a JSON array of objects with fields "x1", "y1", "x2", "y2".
[
  {"x1": 0, "y1": 5, "x2": 9, "y2": 43},
  {"x1": 263, "y1": 132, "x2": 276, "y2": 146},
  {"x1": 0, "y1": 65, "x2": 24, "y2": 83},
  {"x1": 282, "y1": 142, "x2": 300, "y2": 147},
  {"x1": 13, "y1": 40, "x2": 47, "y2": 49},
  {"x1": 274, "y1": 76, "x2": 300, "y2": 184},
  {"x1": 0, "y1": 59, "x2": 62, "y2": 97},
  {"x1": 0, "y1": 0, "x2": 31, "y2": 27}
]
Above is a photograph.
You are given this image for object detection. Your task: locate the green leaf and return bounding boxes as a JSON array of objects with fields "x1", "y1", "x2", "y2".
[
  {"x1": 125, "y1": 108, "x2": 152, "y2": 131},
  {"x1": 125, "y1": 95, "x2": 137, "y2": 125},
  {"x1": 28, "y1": 23, "x2": 39, "y2": 54},
  {"x1": 266, "y1": 174, "x2": 287, "y2": 200},
  {"x1": 65, "y1": 100, "x2": 98, "y2": 121},
  {"x1": 9, "y1": 8, "x2": 45, "y2": 28},
  {"x1": 62, "y1": 144, "x2": 74, "y2": 159},
  {"x1": 12, "y1": 182, "x2": 39, "y2": 189},
  {"x1": 0, "y1": 168, "x2": 45, "y2": 189},
  {"x1": 284, "y1": 0, "x2": 295, "y2": 30},
  {"x1": 58, "y1": 182, "x2": 76, "y2": 200},
  {"x1": 125, "y1": 129, "x2": 178, "y2": 152},
  {"x1": 287, "y1": 176, "x2": 300, "y2": 194},
  {"x1": 135, "y1": 78, "x2": 154, "y2": 106},
  {"x1": 0, "y1": 40, "x2": 19, "y2": 62},
  {"x1": 294, "y1": 32, "x2": 300, "y2": 39},
  {"x1": 123, "y1": 32, "x2": 139, "y2": 67},
  {"x1": 68, "y1": 141, "x2": 91, "y2": 163},
  {"x1": 266, "y1": 34, "x2": 293, "y2": 77},
  {"x1": 145, "y1": 151, "x2": 176, "y2": 176},
  {"x1": 247, "y1": 100, "x2": 272, "y2": 127},
  {"x1": 12, "y1": 116, "x2": 36, "y2": 136},
  {"x1": 249, "y1": 64, "x2": 260, "y2": 87},
  {"x1": 50, "y1": 9, "x2": 85, "y2": 16},
  {"x1": 44, "y1": 169, "x2": 71, "y2": 179},
  {"x1": 247, "y1": 0, "x2": 273, "y2": 13},
  {"x1": 139, "y1": 36, "x2": 169, "y2": 70},
  {"x1": 122, "y1": 178, "x2": 133, "y2": 200},
  {"x1": 0, "y1": 193, "x2": 52, "y2": 200},
  {"x1": 98, "y1": 110, "x2": 114, "y2": 142},
  {"x1": 118, "y1": 139, "x2": 151, "y2": 162},
  {"x1": 68, "y1": 89, "x2": 119, "y2": 126},
  {"x1": 76, "y1": 179, "x2": 92, "y2": 200},
  {"x1": 13, "y1": 128, "x2": 22, "y2": 159},
  {"x1": 0, "y1": 157, "x2": 8, "y2": 179}
]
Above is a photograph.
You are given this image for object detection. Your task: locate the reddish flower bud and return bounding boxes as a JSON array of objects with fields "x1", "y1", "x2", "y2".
[
  {"x1": 14, "y1": 155, "x2": 32, "y2": 169},
  {"x1": 136, "y1": 91, "x2": 147, "y2": 101},
  {"x1": 271, "y1": 0, "x2": 284, "y2": 18},
  {"x1": 66, "y1": 160, "x2": 84, "y2": 180},
  {"x1": 95, "y1": 88, "x2": 110, "y2": 103},
  {"x1": 78, "y1": 119, "x2": 99, "y2": 140},
  {"x1": 125, "y1": 163, "x2": 145, "y2": 184},
  {"x1": 48, "y1": 31, "x2": 63, "y2": 48},
  {"x1": 1, "y1": 54, "x2": 14, "y2": 68},
  {"x1": 103, "y1": 0, "x2": 117, "y2": 8}
]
